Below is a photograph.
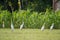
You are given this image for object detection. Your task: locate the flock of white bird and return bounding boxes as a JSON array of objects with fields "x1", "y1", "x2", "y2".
[
  {"x1": 41, "y1": 23, "x2": 54, "y2": 31},
  {"x1": 2, "y1": 21, "x2": 54, "y2": 31}
]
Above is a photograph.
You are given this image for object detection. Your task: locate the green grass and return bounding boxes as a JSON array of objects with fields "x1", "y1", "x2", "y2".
[{"x1": 0, "y1": 29, "x2": 60, "y2": 40}]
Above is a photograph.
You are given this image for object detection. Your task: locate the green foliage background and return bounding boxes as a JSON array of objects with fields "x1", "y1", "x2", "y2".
[
  {"x1": 0, "y1": 9, "x2": 60, "y2": 29},
  {"x1": 0, "y1": 0, "x2": 52, "y2": 12}
]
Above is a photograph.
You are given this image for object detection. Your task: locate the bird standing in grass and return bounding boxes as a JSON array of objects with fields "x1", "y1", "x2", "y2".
[
  {"x1": 11, "y1": 21, "x2": 14, "y2": 31},
  {"x1": 50, "y1": 23, "x2": 54, "y2": 30},
  {"x1": 2, "y1": 21, "x2": 5, "y2": 28},
  {"x1": 20, "y1": 22, "x2": 24, "y2": 30},
  {"x1": 41, "y1": 23, "x2": 45, "y2": 31}
]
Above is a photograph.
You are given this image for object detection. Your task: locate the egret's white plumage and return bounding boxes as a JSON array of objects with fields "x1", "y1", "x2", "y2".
[
  {"x1": 41, "y1": 23, "x2": 45, "y2": 31},
  {"x1": 50, "y1": 23, "x2": 54, "y2": 30},
  {"x1": 11, "y1": 22, "x2": 14, "y2": 31},
  {"x1": 2, "y1": 21, "x2": 5, "y2": 28},
  {"x1": 20, "y1": 22, "x2": 24, "y2": 30}
]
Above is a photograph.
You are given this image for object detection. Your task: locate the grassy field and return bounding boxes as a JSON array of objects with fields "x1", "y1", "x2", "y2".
[{"x1": 0, "y1": 29, "x2": 60, "y2": 40}]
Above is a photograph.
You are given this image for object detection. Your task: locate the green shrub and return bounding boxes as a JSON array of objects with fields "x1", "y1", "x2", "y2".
[
  {"x1": 0, "y1": 10, "x2": 11, "y2": 28},
  {"x1": 0, "y1": 10, "x2": 60, "y2": 29}
]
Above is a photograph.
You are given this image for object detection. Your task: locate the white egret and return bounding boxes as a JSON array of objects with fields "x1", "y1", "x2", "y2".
[
  {"x1": 20, "y1": 22, "x2": 24, "y2": 30},
  {"x1": 11, "y1": 21, "x2": 14, "y2": 31},
  {"x1": 41, "y1": 23, "x2": 45, "y2": 31},
  {"x1": 2, "y1": 21, "x2": 5, "y2": 28},
  {"x1": 50, "y1": 23, "x2": 54, "y2": 30}
]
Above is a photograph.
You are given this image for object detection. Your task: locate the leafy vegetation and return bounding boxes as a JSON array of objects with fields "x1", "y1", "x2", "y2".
[
  {"x1": 0, "y1": 0, "x2": 52, "y2": 12},
  {"x1": 0, "y1": 9, "x2": 60, "y2": 29}
]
